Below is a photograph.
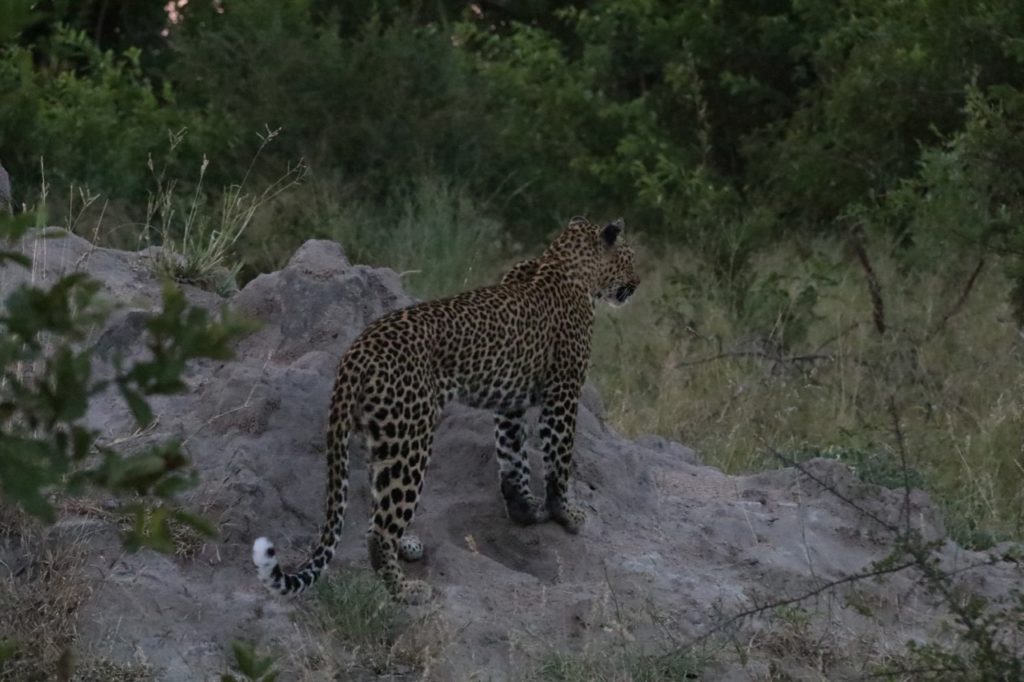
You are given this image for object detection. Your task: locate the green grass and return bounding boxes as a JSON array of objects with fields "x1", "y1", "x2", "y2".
[
  {"x1": 305, "y1": 568, "x2": 446, "y2": 676},
  {"x1": 241, "y1": 174, "x2": 509, "y2": 300},
  {"x1": 323, "y1": 176, "x2": 508, "y2": 299},
  {"x1": 312, "y1": 570, "x2": 400, "y2": 657}
]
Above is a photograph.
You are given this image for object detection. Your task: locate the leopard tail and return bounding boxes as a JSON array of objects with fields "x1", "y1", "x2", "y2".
[{"x1": 252, "y1": 372, "x2": 354, "y2": 595}]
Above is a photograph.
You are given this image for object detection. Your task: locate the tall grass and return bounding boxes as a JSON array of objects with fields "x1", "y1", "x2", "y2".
[
  {"x1": 251, "y1": 174, "x2": 508, "y2": 299},
  {"x1": 589, "y1": 239, "x2": 1024, "y2": 547}
]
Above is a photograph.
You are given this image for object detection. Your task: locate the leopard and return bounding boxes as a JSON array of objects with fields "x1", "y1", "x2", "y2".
[{"x1": 253, "y1": 216, "x2": 640, "y2": 603}]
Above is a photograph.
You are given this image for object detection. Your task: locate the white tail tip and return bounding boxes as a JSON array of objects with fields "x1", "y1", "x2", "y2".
[{"x1": 252, "y1": 537, "x2": 278, "y2": 582}]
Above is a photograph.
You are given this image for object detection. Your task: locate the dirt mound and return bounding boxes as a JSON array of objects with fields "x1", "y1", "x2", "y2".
[{"x1": 2, "y1": 231, "x2": 1020, "y2": 680}]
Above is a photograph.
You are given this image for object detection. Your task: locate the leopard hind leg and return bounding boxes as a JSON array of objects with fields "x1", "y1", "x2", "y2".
[
  {"x1": 364, "y1": 402, "x2": 436, "y2": 604},
  {"x1": 494, "y1": 409, "x2": 548, "y2": 525}
]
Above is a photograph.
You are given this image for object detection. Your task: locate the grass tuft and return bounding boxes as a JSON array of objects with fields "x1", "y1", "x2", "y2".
[
  {"x1": 312, "y1": 569, "x2": 399, "y2": 656},
  {"x1": 146, "y1": 128, "x2": 307, "y2": 295}
]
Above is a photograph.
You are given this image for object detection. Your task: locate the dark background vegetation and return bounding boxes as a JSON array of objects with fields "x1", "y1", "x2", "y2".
[
  {"x1": 3, "y1": 0, "x2": 1022, "y2": 270},
  {"x1": 3, "y1": 0, "x2": 1024, "y2": 551}
]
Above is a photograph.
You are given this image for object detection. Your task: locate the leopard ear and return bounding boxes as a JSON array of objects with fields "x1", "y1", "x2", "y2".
[
  {"x1": 568, "y1": 215, "x2": 589, "y2": 228},
  {"x1": 601, "y1": 218, "x2": 624, "y2": 246}
]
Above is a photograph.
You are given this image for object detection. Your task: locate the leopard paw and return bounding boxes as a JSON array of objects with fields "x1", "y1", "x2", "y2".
[
  {"x1": 549, "y1": 500, "x2": 585, "y2": 534},
  {"x1": 397, "y1": 579, "x2": 433, "y2": 605},
  {"x1": 398, "y1": 534, "x2": 424, "y2": 562},
  {"x1": 505, "y1": 493, "x2": 550, "y2": 526}
]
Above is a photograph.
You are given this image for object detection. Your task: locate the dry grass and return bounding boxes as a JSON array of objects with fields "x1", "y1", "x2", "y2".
[
  {"x1": 0, "y1": 505, "x2": 90, "y2": 681},
  {"x1": 72, "y1": 657, "x2": 152, "y2": 682},
  {"x1": 590, "y1": 239, "x2": 1024, "y2": 547},
  {"x1": 511, "y1": 580, "x2": 711, "y2": 681},
  {"x1": 752, "y1": 606, "x2": 840, "y2": 679},
  {"x1": 0, "y1": 503, "x2": 157, "y2": 681}
]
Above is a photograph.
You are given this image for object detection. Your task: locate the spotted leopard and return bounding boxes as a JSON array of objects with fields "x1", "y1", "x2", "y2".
[{"x1": 253, "y1": 216, "x2": 639, "y2": 602}]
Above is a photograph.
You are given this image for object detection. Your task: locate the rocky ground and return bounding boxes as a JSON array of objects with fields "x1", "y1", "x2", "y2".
[{"x1": 1, "y1": 231, "x2": 1020, "y2": 681}]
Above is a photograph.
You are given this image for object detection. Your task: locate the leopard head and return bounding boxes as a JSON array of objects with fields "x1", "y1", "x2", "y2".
[
  {"x1": 556, "y1": 216, "x2": 639, "y2": 306},
  {"x1": 506, "y1": 216, "x2": 640, "y2": 306}
]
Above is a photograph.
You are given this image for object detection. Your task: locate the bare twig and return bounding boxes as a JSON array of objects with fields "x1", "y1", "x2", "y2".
[
  {"x1": 887, "y1": 395, "x2": 913, "y2": 536},
  {"x1": 763, "y1": 441, "x2": 899, "y2": 534},
  {"x1": 850, "y1": 231, "x2": 886, "y2": 335},
  {"x1": 660, "y1": 428, "x2": 1022, "y2": 676},
  {"x1": 667, "y1": 556, "x2": 919, "y2": 654},
  {"x1": 925, "y1": 257, "x2": 986, "y2": 341},
  {"x1": 672, "y1": 349, "x2": 837, "y2": 370}
]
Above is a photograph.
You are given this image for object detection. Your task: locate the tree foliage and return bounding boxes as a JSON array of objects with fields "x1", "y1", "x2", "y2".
[{"x1": 2, "y1": 0, "x2": 1024, "y2": 289}]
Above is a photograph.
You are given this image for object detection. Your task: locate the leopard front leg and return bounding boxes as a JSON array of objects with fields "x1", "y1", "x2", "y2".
[
  {"x1": 538, "y1": 390, "x2": 586, "y2": 534},
  {"x1": 494, "y1": 409, "x2": 549, "y2": 525}
]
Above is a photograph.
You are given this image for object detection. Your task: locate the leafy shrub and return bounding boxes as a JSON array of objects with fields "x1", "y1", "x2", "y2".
[{"x1": 0, "y1": 212, "x2": 251, "y2": 550}]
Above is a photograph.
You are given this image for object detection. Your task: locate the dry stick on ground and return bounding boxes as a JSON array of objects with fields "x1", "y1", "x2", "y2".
[
  {"x1": 665, "y1": 555, "x2": 921, "y2": 655},
  {"x1": 659, "y1": 432, "x2": 1011, "y2": 671}
]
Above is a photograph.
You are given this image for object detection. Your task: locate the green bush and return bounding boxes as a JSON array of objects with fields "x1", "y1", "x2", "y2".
[
  {"x1": 0, "y1": 25, "x2": 221, "y2": 207},
  {"x1": 169, "y1": 0, "x2": 495, "y2": 202}
]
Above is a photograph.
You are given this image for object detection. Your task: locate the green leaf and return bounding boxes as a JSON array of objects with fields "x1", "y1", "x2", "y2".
[
  {"x1": 87, "y1": 443, "x2": 190, "y2": 497},
  {"x1": 0, "y1": 210, "x2": 39, "y2": 244},
  {"x1": 231, "y1": 641, "x2": 257, "y2": 676},
  {"x1": 0, "y1": 437, "x2": 60, "y2": 521},
  {"x1": 118, "y1": 382, "x2": 154, "y2": 427},
  {"x1": 0, "y1": 251, "x2": 31, "y2": 268},
  {"x1": 172, "y1": 509, "x2": 217, "y2": 538},
  {"x1": 226, "y1": 640, "x2": 278, "y2": 680},
  {"x1": 251, "y1": 656, "x2": 275, "y2": 678},
  {"x1": 51, "y1": 347, "x2": 91, "y2": 422},
  {"x1": 121, "y1": 505, "x2": 175, "y2": 554},
  {"x1": 1, "y1": 274, "x2": 103, "y2": 345},
  {"x1": 0, "y1": 638, "x2": 17, "y2": 663},
  {"x1": 69, "y1": 425, "x2": 95, "y2": 461},
  {"x1": 151, "y1": 471, "x2": 196, "y2": 498}
]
